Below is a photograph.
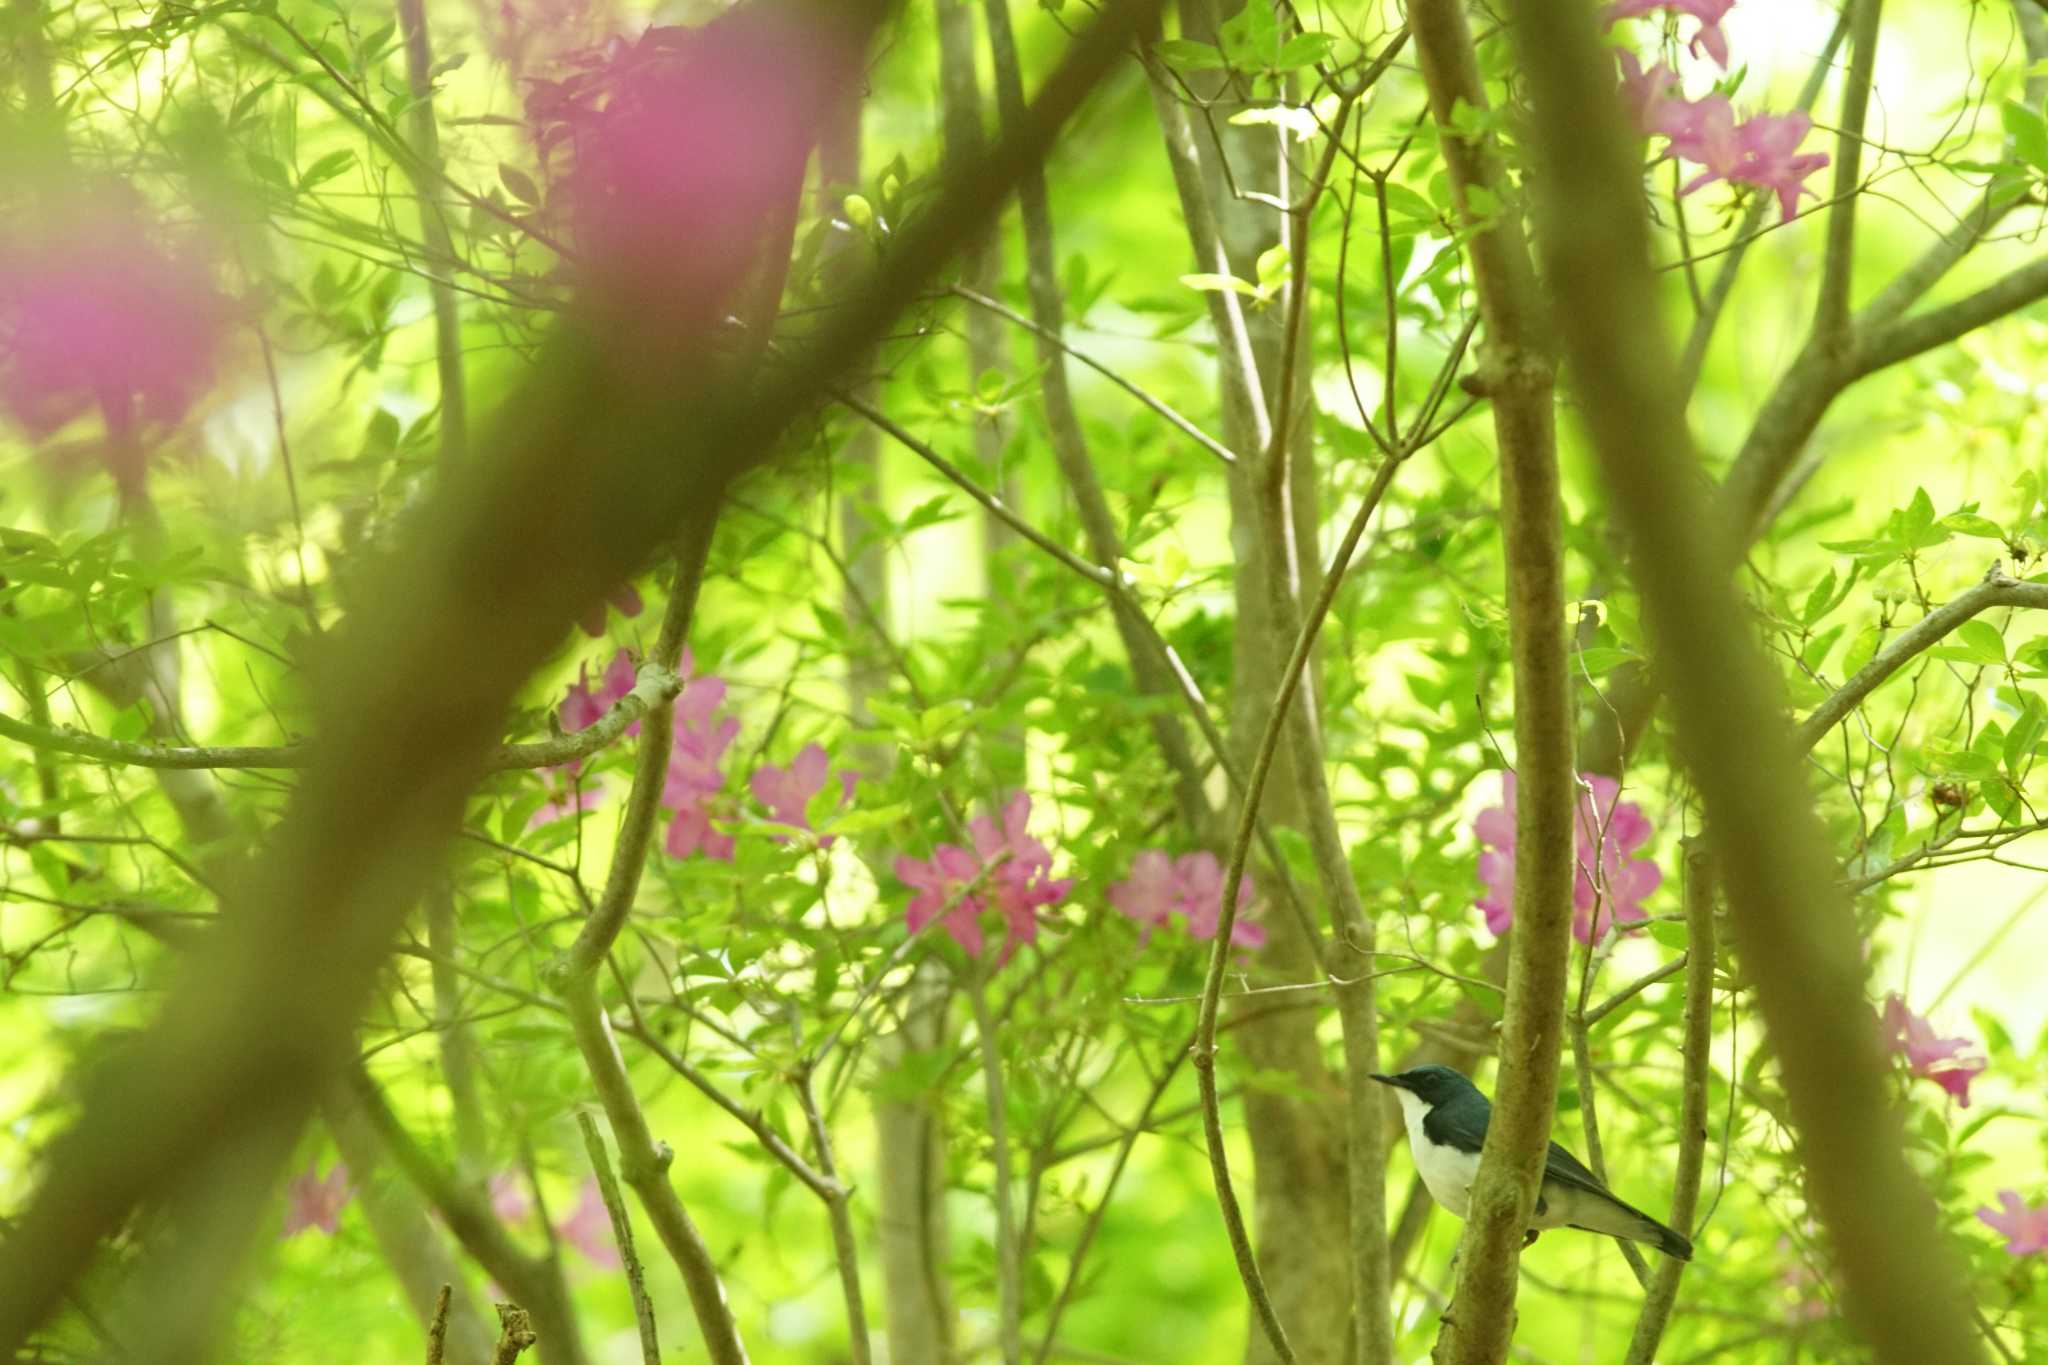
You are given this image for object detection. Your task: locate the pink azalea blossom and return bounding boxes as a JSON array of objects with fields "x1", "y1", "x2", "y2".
[
  {"x1": 897, "y1": 792, "x2": 1071, "y2": 962},
  {"x1": 1616, "y1": 51, "x2": 1680, "y2": 135},
  {"x1": 1660, "y1": 96, "x2": 1829, "y2": 222},
  {"x1": 560, "y1": 649, "x2": 639, "y2": 735},
  {"x1": 282, "y1": 1160, "x2": 352, "y2": 1238},
  {"x1": 556, "y1": 1176, "x2": 622, "y2": 1269},
  {"x1": 1879, "y1": 994, "x2": 1987, "y2": 1106},
  {"x1": 1475, "y1": 771, "x2": 1662, "y2": 944},
  {"x1": 1977, "y1": 1190, "x2": 2048, "y2": 1257},
  {"x1": 537, "y1": 9, "x2": 864, "y2": 337},
  {"x1": 750, "y1": 742, "x2": 857, "y2": 845},
  {"x1": 0, "y1": 183, "x2": 228, "y2": 439},
  {"x1": 1606, "y1": 0, "x2": 1737, "y2": 68},
  {"x1": 662, "y1": 660, "x2": 739, "y2": 860},
  {"x1": 1109, "y1": 849, "x2": 1264, "y2": 948},
  {"x1": 896, "y1": 844, "x2": 989, "y2": 954},
  {"x1": 577, "y1": 582, "x2": 645, "y2": 637}
]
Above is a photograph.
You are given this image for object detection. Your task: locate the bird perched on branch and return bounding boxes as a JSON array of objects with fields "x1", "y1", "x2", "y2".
[{"x1": 1372, "y1": 1064, "x2": 1693, "y2": 1261}]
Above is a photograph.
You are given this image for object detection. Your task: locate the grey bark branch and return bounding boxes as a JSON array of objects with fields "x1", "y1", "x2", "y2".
[
  {"x1": 1498, "y1": 1, "x2": 1990, "y2": 1360},
  {"x1": 1622, "y1": 843, "x2": 1716, "y2": 1365},
  {"x1": 576, "y1": 1113, "x2": 661, "y2": 1365},
  {"x1": 1794, "y1": 568, "x2": 2048, "y2": 754},
  {"x1": 1409, "y1": 5, "x2": 1575, "y2": 1363}
]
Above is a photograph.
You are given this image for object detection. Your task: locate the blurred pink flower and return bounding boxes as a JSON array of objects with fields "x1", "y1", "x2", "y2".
[
  {"x1": 1616, "y1": 51, "x2": 1680, "y2": 135},
  {"x1": 489, "y1": 1170, "x2": 532, "y2": 1223},
  {"x1": 662, "y1": 655, "x2": 738, "y2": 860},
  {"x1": 1879, "y1": 994, "x2": 1987, "y2": 1106},
  {"x1": 1475, "y1": 771, "x2": 1661, "y2": 943},
  {"x1": 750, "y1": 742, "x2": 857, "y2": 844},
  {"x1": 1109, "y1": 849, "x2": 1264, "y2": 948},
  {"x1": 536, "y1": 8, "x2": 864, "y2": 335},
  {"x1": 577, "y1": 582, "x2": 644, "y2": 637},
  {"x1": 896, "y1": 844, "x2": 988, "y2": 954},
  {"x1": 282, "y1": 1160, "x2": 352, "y2": 1238},
  {"x1": 1606, "y1": 0, "x2": 1736, "y2": 67},
  {"x1": 897, "y1": 791, "x2": 1070, "y2": 962},
  {"x1": 1774, "y1": 1236, "x2": 1830, "y2": 1323},
  {"x1": 1978, "y1": 1190, "x2": 2048, "y2": 1257},
  {"x1": 1659, "y1": 96, "x2": 1828, "y2": 222},
  {"x1": 0, "y1": 184, "x2": 228, "y2": 439},
  {"x1": 556, "y1": 1176, "x2": 622, "y2": 1269}
]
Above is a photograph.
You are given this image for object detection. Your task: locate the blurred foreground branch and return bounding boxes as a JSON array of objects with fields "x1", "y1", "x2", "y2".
[
  {"x1": 0, "y1": 0, "x2": 1165, "y2": 1347},
  {"x1": 1498, "y1": 1, "x2": 1989, "y2": 1361}
]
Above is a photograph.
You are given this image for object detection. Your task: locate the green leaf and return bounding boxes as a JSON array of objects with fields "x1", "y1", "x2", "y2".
[
  {"x1": 1153, "y1": 38, "x2": 1224, "y2": 71},
  {"x1": 1274, "y1": 31, "x2": 1335, "y2": 69},
  {"x1": 1179, "y1": 272, "x2": 1259, "y2": 297},
  {"x1": 1229, "y1": 104, "x2": 1321, "y2": 141},
  {"x1": 1570, "y1": 646, "x2": 1637, "y2": 675},
  {"x1": 1955, "y1": 619, "x2": 2007, "y2": 666},
  {"x1": 2001, "y1": 98, "x2": 2048, "y2": 171},
  {"x1": 499, "y1": 162, "x2": 541, "y2": 206},
  {"x1": 1939, "y1": 512, "x2": 2004, "y2": 539},
  {"x1": 1801, "y1": 569, "x2": 1838, "y2": 627},
  {"x1": 299, "y1": 149, "x2": 354, "y2": 189}
]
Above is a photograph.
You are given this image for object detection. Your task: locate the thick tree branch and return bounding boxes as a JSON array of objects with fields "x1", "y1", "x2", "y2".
[
  {"x1": 1498, "y1": 1, "x2": 1989, "y2": 1360},
  {"x1": 1409, "y1": 6, "x2": 1574, "y2": 1363}
]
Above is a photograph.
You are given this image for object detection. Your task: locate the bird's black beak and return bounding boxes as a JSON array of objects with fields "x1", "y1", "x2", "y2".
[{"x1": 1368, "y1": 1072, "x2": 1402, "y2": 1089}]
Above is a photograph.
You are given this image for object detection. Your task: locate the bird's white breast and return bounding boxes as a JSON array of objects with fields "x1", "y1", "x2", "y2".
[{"x1": 1391, "y1": 1088, "x2": 1480, "y2": 1219}]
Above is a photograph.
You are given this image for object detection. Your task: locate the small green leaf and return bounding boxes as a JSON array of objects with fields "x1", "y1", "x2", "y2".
[
  {"x1": 1179, "y1": 272, "x2": 1259, "y2": 297},
  {"x1": 499, "y1": 162, "x2": 541, "y2": 206},
  {"x1": 1153, "y1": 38, "x2": 1225, "y2": 71},
  {"x1": 1274, "y1": 31, "x2": 1335, "y2": 69},
  {"x1": 2001, "y1": 99, "x2": 2048, "y2": 171},
  {"x1": 1939, "y1": 512, "x2": 2004, "y2": 539},
  {"x1": 1229, "y1": 104, "x2": 1321, "y2": 141},
  {"x1": 299, "y1": 149, "x2": 356, "y2": 190}
]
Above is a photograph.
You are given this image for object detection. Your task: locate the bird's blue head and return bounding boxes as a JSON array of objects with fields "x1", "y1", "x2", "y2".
[{"x1": 1369, "y1": 1064, "x2": 1482, "y2": 1108}]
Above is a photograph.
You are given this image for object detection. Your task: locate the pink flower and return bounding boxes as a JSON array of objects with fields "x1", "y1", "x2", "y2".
[
  {"x1": 556, "y1": 1176, "x2": 622, "y2": 1269},
  {"x1": 1977, "y1": 1190, "x2": 2048, "y2": 1257},
  {"x1": 0, "y1": 183, "x2": 228, "y2": 439},
  {"x1": 750, "y1": 742, "x2": 856, "y2": 844},
  {"x1": 1616, "y1": 51, "x2": 1680, "y2": 135},
  {"x1": 560, "y1": 649, "x2": 639, "y2": 735},
  {"x1": 530, "y1": 776, "x2": 604, "y2": 828},
  {"x1": 1660, "y1": 97, "x2": 1829, "y2": 222},
  {"x1": 662, "y1": 659, "x2": 738, "y2": 860},
  {"x1": 1110, "y1": 850, "x2": 1264, "y2": 948},
  {"x1": 537, "y1": 9, "x2": 864, "y2": 335},
  {"x1": 897, "y1": 791, "x2": 1071, "y2": 962},
  {"x1": 577, "y1": 582, "x2": 645, "y2": 637},
  {"x1": 1606, "y1": 0, "x2": 1736, "y2": 68},
  {"x1": 896, "y1": 844, "x2": 988, "y2": 954},
  {"x1": 489, "y1": 1171, "x2": 532, "y2": 1223},
  {"x1": 282, "y1": 1160, "x2": 352, "y2": 1238},
  {"x1": 1879, "y1": 994, "x2": 1987, "y2": 1106},
  {"x1": 1475, "y1": 771, "x2": 1662, "y2": 944}
]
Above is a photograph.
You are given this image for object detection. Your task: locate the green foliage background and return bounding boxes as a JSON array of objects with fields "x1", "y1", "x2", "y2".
[{"x1": 1, "y1": 0, "x2": 2046, "y2": 1361}]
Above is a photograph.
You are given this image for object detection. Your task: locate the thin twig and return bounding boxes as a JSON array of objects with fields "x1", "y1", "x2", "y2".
[{"x1": 576, "y1": 1113, "x2": 660, "y2": 1365}]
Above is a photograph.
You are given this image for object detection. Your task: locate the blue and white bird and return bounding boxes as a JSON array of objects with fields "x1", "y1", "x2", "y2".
[{"x1": 1371, "y1": 1064, "x2": 1692, "y2": 1262}]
